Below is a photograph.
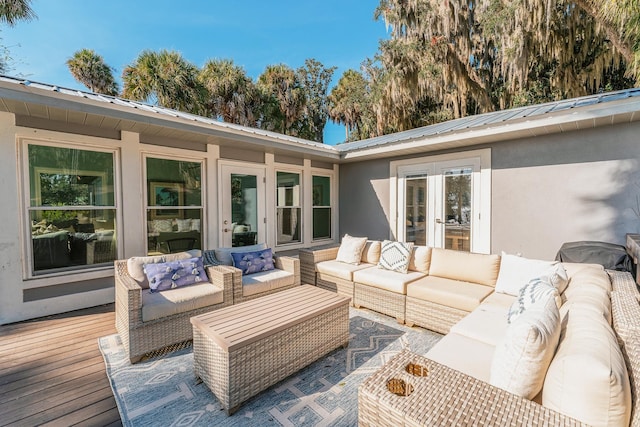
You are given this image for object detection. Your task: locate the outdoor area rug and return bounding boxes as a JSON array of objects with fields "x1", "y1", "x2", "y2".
[{"x1": 99, "y1": 307, "x2": 441, "y2": 427}]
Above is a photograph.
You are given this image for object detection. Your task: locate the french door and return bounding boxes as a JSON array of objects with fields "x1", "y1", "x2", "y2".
[
  {"x1": 219, "y1": 164, "x2": 266, "y2": 247},
  {"x1": 397, "y1": 155, "x2": 487, "y2": 252}
]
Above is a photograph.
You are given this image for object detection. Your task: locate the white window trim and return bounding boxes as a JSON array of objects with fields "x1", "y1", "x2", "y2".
[
  {"x1": 18, "y1": 134, "x2": 122, "y2": 284},
  {"x1": 275, "y1": 166, "x2": 304, "y2": 248},
  {"x1": 310, "y1": 171, "x2": 335, "y2": 243},
  {"x1": 390, "y1": 148, "x2": 491, "y2": 253},
  {"x1": 142, "y1": 151, "x2": 207, "y2": 254}
]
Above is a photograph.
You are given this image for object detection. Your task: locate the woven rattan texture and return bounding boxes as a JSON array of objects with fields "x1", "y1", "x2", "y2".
[
  {"x1": 299, "y1": 246, "x2": 339, "y2": 286},
  {"x1": 114, "y1": 260, "x2": 233, "y2": 363},
  {"x1": 223, "y1": 256, "x2": 301, "y2": 304},
  {"x1": 317, "y1": 273, "x2": 354, "y2": 303},
  {"x1": 354, "y1": 282, "x2": 406, "y2": 323},
  {"x1": 405, "y1": 297, "x2": 467, "y2": 334},
  {"x1": 608, "y1": 270, "x2": 640, "y2": 426},
  {"x1": 358, "y1": 349, "x2": 586, "y2": 426},
  {"x1": 192, "y1": 302, "x2": 349, "y2": 414}
]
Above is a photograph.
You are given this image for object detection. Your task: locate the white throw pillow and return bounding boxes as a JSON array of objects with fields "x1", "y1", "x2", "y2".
[
  {"x1": 153, "y1": 219, "x2": 174, "y2": 233},
  {"x1": 176, "y1": 218, "x2": 192, "y2": 232},
  {"x1": 190, "y1": 219, "x2": 201, "y2": 232},
  {"x1": 490, "y1": 297, "x2": 561, "y2": 399},
  {"x1": 507, "y1": 276, "x2": 562, "y2": 324},
  {"x1": 335, "y1": 234, "x2": 368, "y2": 265},
  {"x1": 495, "y1": 252, "x2": 566, "y2": 296},
  {"x1": 377, "y1": 240, "x2": 414, "y2": 274}
]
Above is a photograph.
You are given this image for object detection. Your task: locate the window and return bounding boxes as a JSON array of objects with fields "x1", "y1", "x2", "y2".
[
  {"x1": 276, "y1": 171, "x2": 301, "y2": 245},
  {"x1": 146, "y1": 157, "x2": 203, "y2": 255},
  {"x1": 312, "y1": 175, "x2": 331, "y2": 240},
  {"x1": 27, "y1": 144, "x2": 117, "y2": 274}
]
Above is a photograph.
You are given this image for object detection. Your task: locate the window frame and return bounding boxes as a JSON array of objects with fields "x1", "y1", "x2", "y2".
[
  {"x1": 143, "y1": 152, "x2": 206, "y2": 255},
  {"x1": 275, "y1": 168, "x2": 303, "y2": 247},
  {"x1": 19, "y1": 137, "x2": 121, "y2": 281},
  {"x1": 311, "y1": 173, "x2": 333, "y2": 242}
]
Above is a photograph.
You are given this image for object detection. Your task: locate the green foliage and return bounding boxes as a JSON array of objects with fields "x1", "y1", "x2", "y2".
[
  {"x1": 295, "y1": 59, "x2": 336, "y2": 143},
  {"x1": 67, "y1": 49, "x2": 119, "y2": 96},
  {"x1": 327, "y1": 69, "x2": 375, "y2": 142},
  {"x1": 122, "y1": 50, "x2": 206, "y2": 114},
  {"x1": 0, "y1": 0, "x2": 35, "y2": 27},
  {"x1": 257, "y1": 63, "x2": 306, "y2": 136},
  {"x1": 357, "y1": 0, "x2": 638, "y2": 137}
]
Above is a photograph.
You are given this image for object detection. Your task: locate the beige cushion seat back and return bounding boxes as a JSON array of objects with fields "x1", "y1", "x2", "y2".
[
  {"x1": 428, "y1": 248, "x2": 501, "y2": 286},
  {"x1": 127, "y1": 250, "x2": 202, "y2": 289}
]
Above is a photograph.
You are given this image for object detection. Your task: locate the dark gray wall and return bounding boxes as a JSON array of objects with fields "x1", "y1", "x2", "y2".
[
  {"x1": 339, "y1": 158, "x2": 392, "y2": 240},
  {"x1": 339, "y1": 121, "x2": 640, "y2": 259}
]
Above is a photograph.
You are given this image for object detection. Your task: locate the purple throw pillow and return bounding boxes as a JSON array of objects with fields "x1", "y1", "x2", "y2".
[
  {"x1": 231, "y1": 248, "x2": 275, "y2": 275},
  {"x1": 144, "y1": 257, "x2": 208, "y2": 292}
]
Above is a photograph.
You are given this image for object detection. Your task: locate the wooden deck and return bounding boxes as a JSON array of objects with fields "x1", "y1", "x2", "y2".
[{"x1": 0, "y1": 304, "x2": 122, "y2": 427}]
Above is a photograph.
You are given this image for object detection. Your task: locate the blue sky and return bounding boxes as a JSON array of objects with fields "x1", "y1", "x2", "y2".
[{"x1": 1, "y1": 0, "x2": 388, "y2": 145}]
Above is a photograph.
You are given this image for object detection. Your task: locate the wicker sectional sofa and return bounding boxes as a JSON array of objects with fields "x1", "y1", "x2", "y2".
[{"x1": 301, "y1": 241, "x2": 638, "y2": 426}]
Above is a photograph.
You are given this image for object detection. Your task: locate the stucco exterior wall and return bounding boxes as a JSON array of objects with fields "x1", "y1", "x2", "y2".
[
  {"x1": 339, "y1": 121, "x2": 640, "y2": 259},
  {"x1": 491, "y1": 121, "x2": 640, "y2": 259},
  {"x1": 338, "y1": 158, "x2": 393, "y2": 240}
]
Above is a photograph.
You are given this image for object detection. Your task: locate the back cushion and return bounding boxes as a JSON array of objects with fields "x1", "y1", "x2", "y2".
[
  {"x1": 542, "y1": 309, "x2": 631, "y2": 426},
  {"x1": 361, "y1": 240, "x2": 381, "y2": 264},
  {"x1": 127, "y1": 250, "x2": 201, "y2": 289},
  {"x1": 428, "y1": 248, "x2": 500, "y2": 287},
  {"x1": 408, "y1": 246, "x2": 432, "y2": 273},
  {"x1": 214, "y1": 243, "x2": 267, "y2": 266}
]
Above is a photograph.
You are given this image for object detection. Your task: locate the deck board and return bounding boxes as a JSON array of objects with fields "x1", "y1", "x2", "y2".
[{"x1": 0, "y1": 304, "x2": 122, "y2": 426}]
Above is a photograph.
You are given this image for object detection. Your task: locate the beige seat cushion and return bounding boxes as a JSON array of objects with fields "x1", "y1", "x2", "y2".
[
  {"x1": 490, "y1": 297, "x2": 561, "y2": 399},
  {"x1": 542, "y1": 309, "x2": 631, "y2": 427},
  {"x1": 426, "y1": 332, "x2": 495, "y2": 383},
  {"x1": 407, "y1": 276, "x2": 494, "y2": 312},
  {"x1": 428, "y1": 248, "x2": 500, "y2": 286},
  {"x1": 141, "y1": 282, "x2": 222, "y2": 322},
  {"x1": 353, "y1": 267, "x2": 425, "y2": 294},
  {"x1": 127, "y1": 250, "x2": 201, "y2": 289},
  {"x1": 242, "y1": 269, "x2": 295, "y2": 296},
  {"x1": 316, "y1": 260, "x2": 375, "y2": 281},
  {"x1": 480, "y1": 292, "x2": 516, "y2": 311},
  {"x1": 450, "y1": 305, "x2": 509, "y2": 346}
]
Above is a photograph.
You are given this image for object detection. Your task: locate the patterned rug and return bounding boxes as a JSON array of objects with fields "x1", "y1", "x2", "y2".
[{"x1": 99, "y1": 307, "x2": 441, "y2": 427}]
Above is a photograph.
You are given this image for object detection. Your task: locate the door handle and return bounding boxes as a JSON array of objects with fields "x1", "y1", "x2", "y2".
[{"x1": 435, "y1": 218, "x2": 444, "y2": 224}]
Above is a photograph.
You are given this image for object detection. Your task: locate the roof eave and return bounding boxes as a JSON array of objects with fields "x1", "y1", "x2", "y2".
[{"x1": 339, "y1": 98, "x2": 640, "y2": 162}]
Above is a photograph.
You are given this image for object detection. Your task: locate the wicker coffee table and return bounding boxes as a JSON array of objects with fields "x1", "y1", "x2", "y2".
[
  {"x1": 358, "y1": 349, "x2": 584, "y2": 426},
  {"x1": 190, "y1": 285, "x2": 350, "y2": 415}
]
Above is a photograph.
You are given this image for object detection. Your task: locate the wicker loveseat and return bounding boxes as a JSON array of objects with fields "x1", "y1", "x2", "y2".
[
  {"x1": 115, "y1": 250, "x2": 233, "y2": 363},
  {"x1": 206, "y1": 244, "x2": 300, "y2": 304}
]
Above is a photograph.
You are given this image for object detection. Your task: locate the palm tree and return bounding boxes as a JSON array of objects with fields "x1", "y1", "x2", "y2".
[
  {"x1": 257, "y1": 64, "x2": 306, "y2": 135},
  {"x1": 0, "y1": 0, "x2": 35, "y2": 26},
  {"x1": 122, "y1": 50, "x2": 205, "y2": 114},
  {"x1": 198, "y1": 59, "x2": 259, "y2": 126},
  {"x1": 66, "y1": 49, "x2": 118, "y2": 96},
  {"x1": 296, "y1": 58, "x2": 336, "y2": 143},
  {"x1": 328, "y1": 69, "x2": 372, "y2": 141}
]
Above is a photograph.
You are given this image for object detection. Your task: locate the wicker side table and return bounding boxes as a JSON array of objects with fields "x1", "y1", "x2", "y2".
[{"x1": 358, "y1": 349, "x2": 585, "y2": 426}]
